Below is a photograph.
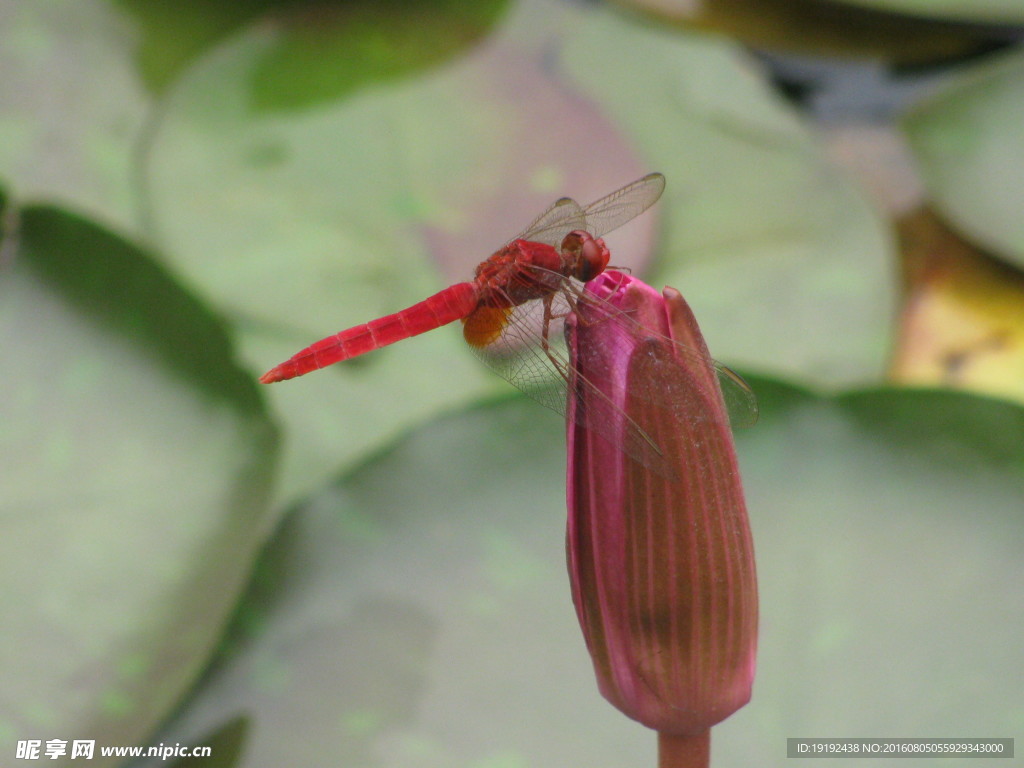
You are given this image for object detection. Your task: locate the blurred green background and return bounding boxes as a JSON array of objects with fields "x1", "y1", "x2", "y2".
[{"x1": 2, "y1": 0, "x2": 1023, "y2": 766}]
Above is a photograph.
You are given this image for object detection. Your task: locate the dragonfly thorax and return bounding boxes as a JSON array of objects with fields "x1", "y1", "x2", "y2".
[
  {"x1": 561, "y1": 230, "x2": 610, "y2": 283},
  {"x1": 472, "y1": 239, "x2": 565, "y2": 308}
]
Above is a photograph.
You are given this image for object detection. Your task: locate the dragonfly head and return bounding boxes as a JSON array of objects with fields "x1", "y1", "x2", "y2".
[{"x1": 562, "y1": 230, "x2": 610, "y2": 283}]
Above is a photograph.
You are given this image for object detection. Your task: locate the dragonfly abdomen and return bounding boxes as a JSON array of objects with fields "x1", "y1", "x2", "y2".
[{"x1": 259, "y1": 282, "x2": 478, "y2": 383}]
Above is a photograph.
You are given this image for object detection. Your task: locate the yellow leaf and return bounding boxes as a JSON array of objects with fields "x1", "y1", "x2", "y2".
[{"x1": 891, "y1": 208, "x2": 1024, "y2": 404}]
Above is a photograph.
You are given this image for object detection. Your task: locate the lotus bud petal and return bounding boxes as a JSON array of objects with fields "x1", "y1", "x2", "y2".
[{"x1": 565, "y1": 272, "x2": 758, "y2": 740}]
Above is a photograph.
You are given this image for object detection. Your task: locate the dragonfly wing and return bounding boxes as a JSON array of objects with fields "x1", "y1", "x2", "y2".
[
  {"x1": 509, "y1": 197, "x2": 587, "y2": 247},
  {"x1": 465, "y1": 289, "x2": 574, "y2": 417},
  {"x1": 714, "y1": 364, "x2": 759, "y2": 428},
  {"x1": 580, "y1": 172, "x2": 666, "y2": 239},
  {"x1": 508, "y1": 173, "x2": 666, "y2": 250}
]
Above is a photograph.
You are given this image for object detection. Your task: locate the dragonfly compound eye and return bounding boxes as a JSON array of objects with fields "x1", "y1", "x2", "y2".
[{"x1": 565, "y1": 231, "x2": 610, "y2": 282}]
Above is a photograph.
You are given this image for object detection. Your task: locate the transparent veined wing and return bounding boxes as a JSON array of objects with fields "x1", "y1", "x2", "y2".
[
  {"x1": 511, "y1": 172, "x2": 666, "y2": 248},
  {"x1": 509, "y1": 196, "x2": 586, "y2": 247},
  {"x1": 579, "y1": 172, "x2": 665, "y2": 240}
]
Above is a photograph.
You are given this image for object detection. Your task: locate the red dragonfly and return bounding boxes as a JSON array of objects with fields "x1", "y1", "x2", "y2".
[{"x1": 261, "y1": 174, "x2": 756, "y2": 463}]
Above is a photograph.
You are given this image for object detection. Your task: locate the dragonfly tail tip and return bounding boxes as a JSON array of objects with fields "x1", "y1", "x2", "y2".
[{"x1": 259, "y1": 367, "x2": 284, "y2": 384}]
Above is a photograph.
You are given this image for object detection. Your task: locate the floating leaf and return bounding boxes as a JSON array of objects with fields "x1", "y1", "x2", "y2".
[
  {"x1": 251, "y1": 0, "x2": 508, "y2": 112},
  {"x1": 562, "y1": 9, "x2": 895, "y2": 387},
  {"x1": 905, "y1": 50, "x2": 1024, "y2": 268},
  {"x1": 0, "y1": 205, "x2": 278, "y2": 766},
  {"x1": 625, "y1": 0, "x2": 1004, "y2": 64},
  {"x1": 891, "y1": 207, "x2": 1024, "y2": 404},
  {"x1": 827, "y1": 0, "x2": 1024, "y2": 24},
  {"x1": 0, "y1": 0, "x2": 151, "y2": 233},
  {"x1": 116, "y1": 0, "x2": 289, "y2": 95},
  {"x1": 137, "y1": 379, "x2": 1024, "y2": 766}
]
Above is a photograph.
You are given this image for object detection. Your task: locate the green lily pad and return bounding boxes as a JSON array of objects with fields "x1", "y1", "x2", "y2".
[
  {"x1": 627, "y1": 0, "x2": 1008, "y2": 64},
  {"x1": 0, "y1": 205, "x2": 278, "y2": 766},
  {"x1": 827, "y1": 0, "x2": 1024, "y2": 24},
  {"x1": 0, "y1": 0, "x2": 151, "y2": 235},
  {"x1": 136, "y1": 377, "x2": 1024, "y2": 766},
  {"x1": 115, "y1": 0, "x2": 291, "y2": 96},
  {"x1": 904, "y1": 50, "x2": 1024, "y2": 269},
  {"x1": 561, "y1": 9, "x2": 895, "y2": 388},
  {"x1": 116, "y1": 0, "x2": 506, "y2": 109},
  {"x1": 250, "y1": 0, "x2": 508, "y2": 112}
]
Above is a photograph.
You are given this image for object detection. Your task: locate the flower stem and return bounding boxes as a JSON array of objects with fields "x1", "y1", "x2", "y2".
[{"x1": 658, "y1": 730, "x2": 710, "y2": 768}]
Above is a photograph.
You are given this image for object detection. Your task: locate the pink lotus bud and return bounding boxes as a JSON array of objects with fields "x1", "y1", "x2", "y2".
[{"x1": 565, "y1": 271, "x2": 758, "y2": 745}]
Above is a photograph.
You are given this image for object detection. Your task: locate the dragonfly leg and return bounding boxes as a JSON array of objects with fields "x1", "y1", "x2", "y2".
[
  {"x1": 560, "y1": 285, "x2": 623, "y2": 329},
  {"x1": 540, "y1": 293, "x2": 572, "y2": 380}
]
